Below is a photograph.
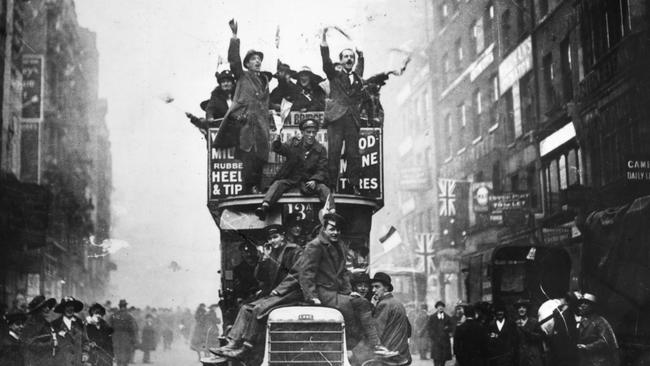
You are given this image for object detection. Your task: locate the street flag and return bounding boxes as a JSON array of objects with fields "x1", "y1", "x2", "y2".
[
  {"x1": 438, "y1": 179, "x2": 470, "y2": 248},
  {"x1": 379, "y1": 226, "x2": 402, "y2": 252}
]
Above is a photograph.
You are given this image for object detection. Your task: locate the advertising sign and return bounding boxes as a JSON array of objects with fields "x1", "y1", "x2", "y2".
[
  {"x1": 488, "y1": 192, "x2": 530, "y2": 213},
  {"x1": 625, "y1": 155, "x2": 650, "y2": 182},
  {"x1": 472, "y1": 182, "x2": 492, "y2": 213},
  {"x1": 208, "y1": 129, "x2": 243, "y2": 199},
  {"x1": 498, "y1": 36, "x2": 532, "y2": 95},
  {"x1": 287, "y1": 111, "x2": 325, "y2": 127},
  {"x1": 21, "y1": 55, "x2": 44, "y2": 122},
  {"x1": 337, "y1": 128, "x2": 383, "y2": 198}
]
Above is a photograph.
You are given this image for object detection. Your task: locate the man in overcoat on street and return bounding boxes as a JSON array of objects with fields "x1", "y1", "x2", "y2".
[
  {"x1": 486, "y1": 302, "x2": 518, "y2": 366},
  {"x1": 215, "y1": 18, "x2": 271, "y2": 194},
  {"x1": 51, "y1": 296, "x2": 89, "y2": 366},
  {"x1": 320, "y1": 28, "x2": 365, "y2": 195},
  {"x1": 424, "y1": 301, "x2": 453, "y2": 366},
  {"x1": 22, "y1": 295, "x2": 56, "y2": 366},
  {"x1": 453, "y1": 305, "x2": 487, "y2": 366},
  {"x1": 110, "y1": 299, "x2": 138, "y2": 366},
  {"x1": 211, "y1": 224, "x2": 303, "y2": 359}
]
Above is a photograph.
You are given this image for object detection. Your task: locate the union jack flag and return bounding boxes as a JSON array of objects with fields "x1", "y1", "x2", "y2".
[{"x1": 438, "y1": 179, "x2": 457, "y2": 216}]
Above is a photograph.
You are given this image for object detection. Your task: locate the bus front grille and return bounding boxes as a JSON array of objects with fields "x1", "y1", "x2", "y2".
[{"x1": 268, "y1": 322, "x2": 345, "y2": 365}]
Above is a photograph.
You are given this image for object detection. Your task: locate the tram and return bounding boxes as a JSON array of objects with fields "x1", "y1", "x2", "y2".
[{"x1": 205, "y1": 111, "x2": 384, "y2": 366}]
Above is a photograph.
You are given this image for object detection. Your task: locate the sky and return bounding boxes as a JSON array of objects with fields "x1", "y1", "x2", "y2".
[{"x1": 74, "y1": 0, "x2": 424, "y2": 308}]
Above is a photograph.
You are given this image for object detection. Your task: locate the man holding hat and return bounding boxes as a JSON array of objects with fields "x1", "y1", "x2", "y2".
[
  {"x1": 110, "y1": 299, "x2": 138, "y2": 366},
  {"x1": 291, "y1": 66, "x2": 326, "y2": 112},
  {"x1": 214, "y1": 18, "x2": 272, "y2": 195},
  {"x1": 513, "y1": 299, "x2": 544, "y2": 366},
  {"x1": 576, "y1": 292, "x2": 619, "y2": 366},
  {"x1": 370, "y1": 272, "x2": 412, "y2": 363},
  {"x1": 22, "y1": 295, "x2": 56, "y2": 366},
  {"x1": 298, "y1": 213, "x2": 397, "y2": 358},
  {"x1": 425, "y1": 301, "x2": 453, "y2": 366},
  {"x1": 211, "y1": 224, "x2": 303, "y2": 359},
  {"x1": 51, "y1": 296, "x2": 89, "y2": 366},
  {"x1": 255, "y1": 118, "x2": 333, "y2": 220},
  {"x1": 0, "y1": 312, "x2": 27, "y2": 365}
]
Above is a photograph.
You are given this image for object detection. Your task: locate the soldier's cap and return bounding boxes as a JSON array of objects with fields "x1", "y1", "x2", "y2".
[
  {"x1": 264, "y1": 224, "x2": 285, "y2": 238},
  {"x1": 577, "y1": 292, "x2": 597, "y2": 304},
  {"x1": 27, "y1": 295, "x2": 56, "y2": 314},
  {"x1": 216, "y1": 70, "x2": 235, "y2": 83},
  {"x1": 322, "y1": 212, "x2": 345, "y2": 227},
  {"x1": 54, "y1": 296, "x2": 84, "y2": 314},
  {"x1": 299, "y1": 118, "x2": 319, "y2": 131},
  {"x1": 243, "y1": 49, "x2": 264, "y2": 66},
  {"x1": 6, "y1": 312, "x2": 27, "y2": 325}
]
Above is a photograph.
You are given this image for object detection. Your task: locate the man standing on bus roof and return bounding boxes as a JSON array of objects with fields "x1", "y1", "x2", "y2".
[
  {"x1": 255, "y1": 118, "x2": 334, "y2": 220},
  {"x1": 214, "y1": 18, "x2": 271, "y2": 194},
  {"x1": 320, "y1": 27, "x2": 364, "y2": 196},
  {"x1": 298, "y1": 213, "x2": 397, "y2": 358},
  {"x1": 576, "y1": 293, "x2": 620, "y2": 366},
  {"x1": 211, "y1": 225, "x2": 303, "y2": 359}
]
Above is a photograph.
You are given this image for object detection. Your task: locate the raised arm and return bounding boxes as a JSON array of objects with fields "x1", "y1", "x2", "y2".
[
  {"x1": 320, "y1": 28, "x2": 336, "y2": 79},
  {"x1": 354, "y1": 48, "x2": 364, "y2": 77},
  {"x1": 228, "y1": 19, "x2": 243, "y2": 79}
]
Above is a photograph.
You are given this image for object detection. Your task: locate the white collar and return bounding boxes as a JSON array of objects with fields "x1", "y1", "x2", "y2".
[
  {"x1": 496, "y1": 319, "x2": 505, "y2": 330},
  {"x1": 9, "y1": 330, "x2": 19, "y2": 340}
]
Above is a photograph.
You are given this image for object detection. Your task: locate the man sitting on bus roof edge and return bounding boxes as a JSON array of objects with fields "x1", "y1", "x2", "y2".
[
  {"x1": 297, "y1": 212, "x2": 397, "y2": 358},
  {"x1": 211, "y1": 225, "x2": 303, "y2": 359},
  {"x1": 254, "y1": 118, "x2": 334, "y2": 220}
]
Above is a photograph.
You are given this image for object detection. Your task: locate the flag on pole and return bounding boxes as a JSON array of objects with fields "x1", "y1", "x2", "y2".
[{"x1": 379, "y1": 226, "x2": 402, "y2": 253}]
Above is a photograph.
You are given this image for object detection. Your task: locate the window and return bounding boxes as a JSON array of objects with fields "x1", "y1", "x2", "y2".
[
  {"x1": 439, "y1": 3, "x2": 448, "y2": 27},
  {"x1": 504, "y1": 90, "x2": 515, "y2": 142},
  {"x1": 542, "y1": 145, "x2": 582, "y2": 213},
  {"x1": 501, "y1": 9, "x2": 512, "y2": 51},
  {"x1": 472, "y1": 89, "x2": 482, "y2": 137},
  {"x1": 579, "y1": 0, "x2": 632, "y2": 72},
  {"x1": 519, "y1": 72, "x2": 534, "y2": 131},
  {"x1": 441, "y1": 53, "x2": 450, "y2": 85},
  {"x1": 472, "y1": 18, "x2": 485, "y2": 55},
  {"x1": 516, "y1": 0, "x2": 526, "y2": 36},
  {"x1": 484, "y1": 2, "x2": 494, "y2": 45},
  {"x1": 475, "y1": 89, "x2": 483, "y2": 115},
  {"x1": 455, "y1": 38, "x2": 463, "y2": 69},
  {"x1": 444, "y1": 113, "x2": 453, "y2": 157},
  {"x1": 543, "y1": 53, "x2": 556, "y2": 111},
  {"x1": 560, "y1": 37, "x2": 573, "y2": 102},
  {"x1": 491, "y1": 75, "x2": 499, "y2": 102},
  {"x1": 458, "y1": 103, "x2": 466, "y2": 127}
]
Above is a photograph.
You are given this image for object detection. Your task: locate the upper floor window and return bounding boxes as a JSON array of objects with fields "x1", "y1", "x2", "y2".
[
  {"x1": 455, "y1": 38, "x2": 463, "y2": 69},
  {"x1": 501, "y1": 9, "x2": 512, "y2": 51}
]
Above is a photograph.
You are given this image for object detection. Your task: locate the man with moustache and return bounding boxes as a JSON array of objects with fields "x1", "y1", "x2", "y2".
[
  {"x1": 51, "y1": 297, "x2": 89, "y2": 366},
  {"x1": 22, "y1": 295, "x2": 57, "y2": 366},
  {"x1": 320, "y1": 28, "x2": 365, "y2": 195},
  {"x1": 254, "y1": 119, "x2": 333, "y2": 220}
]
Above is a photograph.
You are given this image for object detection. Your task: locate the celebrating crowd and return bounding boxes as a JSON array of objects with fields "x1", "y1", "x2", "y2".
[{"x1": 0, "y1": 296, "x2": 198, "y2": 366}]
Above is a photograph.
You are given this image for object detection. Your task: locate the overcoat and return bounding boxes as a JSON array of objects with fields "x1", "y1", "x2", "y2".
[
  {"x1": 140, "y1": 324, "x2": 156, "y2": 351},
  {"x1": 453, "y1": 318, "x2": 487, "y2": 366},
  {"x1": 425, "y1": 312, "x2": 453, "y2": 361},
  {"x1": 51, "y1": 315, "x2": 89, "y2": 366},
  {"x1": 486, "y1": 319, "x2": 518, "y2": 366},
  {"x1": 85, "y1": 318, "x2": 114, "y2": 366},
  {"x1": 516, "y1": 317, "x2": 544, "y2": 366},
  {"x1": 373, "y1": 293, "x2": 412, "y2": 364},
  {"x1": 578, "y1": 314, "x2": 620, "y2": 366},
  {"x1": 272, "y1": 137, "x2": 328, "y2": 184},
  {"x1": 0, "y1": 330, "x2": 24, "y2": 366},
  {"x1": 109, "y1": 309, "x2": 137, "y2": 365},
  {"x1": 215, "y1": 37, "x2": 270, "y2": 161},
  {"x1": 23, "y1": 313, "x2": 55, "y2": 366},
  {"x1": 320, "y1": 46, "x2": 365, "y2": 127}
]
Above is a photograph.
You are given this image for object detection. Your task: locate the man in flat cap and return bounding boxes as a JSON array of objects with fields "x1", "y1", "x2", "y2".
[
  {"x1": 215, "y1": 18, "x2": 272, "y2": 195},
  {"x1": 211, "y1": 224, "x2": 303, "y2": 359},
  {"x1": 576, "y1": 293, "x2": 619, "y2": 366},
  {"x1": 255, "y1": 118, "x2": 333, "y2": 220},
  {"x1": 51, "y1": 296, "x2": 89, "y2": 366},
  {"x1": 22, "y1": 295, "x2": 56, "y2": 366}
]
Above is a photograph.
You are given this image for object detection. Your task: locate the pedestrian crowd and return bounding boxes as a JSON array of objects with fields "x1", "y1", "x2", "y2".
[
  {"x1": 405, "y1": 292, "x2": 619, "y2": 366},
  {"x1": 186, "y1": 18, "x2": 408, "y2": 205},
  {"x1": 0, "y1": 295, "x2": 199, "y2": 366}
]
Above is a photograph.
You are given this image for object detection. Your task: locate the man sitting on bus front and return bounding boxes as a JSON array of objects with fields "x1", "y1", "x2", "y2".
[
  {"x1": 298, "y1": 213, "x2": 397, "y2": 358},
  {"x1": 255, "y1": 119, "x2": 334, "y2": 220},
  {"x1": 211, "y1": 225, "x2": 303, "y2": 359}
]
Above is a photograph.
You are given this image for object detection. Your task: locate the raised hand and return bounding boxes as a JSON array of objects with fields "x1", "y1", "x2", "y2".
[{"x1": 229, "y1": 18, "x2": 238, "y2": 35}]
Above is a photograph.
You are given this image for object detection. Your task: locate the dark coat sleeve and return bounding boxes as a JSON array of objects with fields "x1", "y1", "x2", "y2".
[
  {"x1": 228, "y1": 37, "x2": 243, "y2": 80},
  {"x1": 298, "y1": 242, "x2": 323, "y2": 301},
  {"x1": 321, "y1": 46, "x2": 336, "y2": 80},
  {"x1": 355, "y1": 51, "x2": 364, "y2": 77}
]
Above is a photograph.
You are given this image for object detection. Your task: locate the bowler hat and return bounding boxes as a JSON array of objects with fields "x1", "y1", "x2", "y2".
[
  {"x1": 27, "y1": 295, "x2": 56, "y2": 314},
  {"x1": 370, "y1": 272, "x2": 394, "y2": 292},
  {"x1": 493, "y1": 302, "x2": 507, "y2": 313},
  {"x1": 119, "y1": 299, "x2": 128, "y2": 308},
  {"x1": 54, "y1": 296, "x2": 84, "y2": 314},
  {"x1": 578, "y1": 292, "x2": 597, "y2": 304},
  {"x1": 88, "y1": 303, "x2": 107, "y2": 316},
  {"x1": 260, "y1": 71, "x2": 273, "y2": 82},
  {"x1": 216, "y1": 70, "x2": 235, "y2": 83},
  {"x1": 6, "y1": 312, "x2": 27, "y2": 325},
  {"x1": 299, "y1": 119, "x2": 319, "y2": 131},
  {"x1": 264, "y1": 224, "x2": 285, "y2": 239},
  {"x1": 243, "y1": 49, "x2": 264, "y2": 67},
  {"x1": 435, "y1": 301, "x2": 446, "y2": 308}
]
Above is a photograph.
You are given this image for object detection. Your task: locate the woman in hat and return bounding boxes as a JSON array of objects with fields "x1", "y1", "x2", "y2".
[
  {"x1": 85, "y1": 303, "x2": 114, "y2": 366},
  {"x1": 0, "y1": 312, "x2": 28, "y2": 366},
  {"x1": 22, "y1": 295, "x2": 57, "y2": 366},
  {"x1": 291, "y1": 66, "x2": 326, "y2": 112},
  {"x1": 51, "y1": 296, "x2": 89, "y2": 366}
]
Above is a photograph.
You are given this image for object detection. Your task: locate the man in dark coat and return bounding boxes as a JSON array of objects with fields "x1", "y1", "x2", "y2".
[
  {"x1": 254, "y1": 118, "x2": 333, "y2": 220},
  {"x1": 140, "y1": 315, "x2": 156, "y2": 363},
  {"x1": 298, "y1": 213, "x2": 396, "y2": 358},
  {"x1": 214, "y1": 19, "x2": 271, "y2": 194},
  {"x1": 486, "y1": 303, "x2": 518, "y2": 366},
  {"x1": 514, "y1": 299, "x2": 544, "y2": 366},
  {"x1": 232, "y1": 243, "x2": 260, "y2": 305},
  {"x1": 291, "y1": 67, "x2": 326, "y2": 112},
  {"x1": 85, "y1": 303, "x2": 113, "y2": 366},
  {"x1": 51, "y1": 297, "x2": 89, "y2": 366},
  {"x1": 370, "y1": 272, "x2": 412, "y2": 364},
  {"x1": 269, "y1": 61, "x2": 299, "y2": 111},
  {"x1": 454, "y1": 305, "x2": 487, "y2": 366},
  {"x1": 110, "y1": 300, "x2": 137, "y2": 366},
  {"x1": 211, "y1": 225, "x2": 303, "y2": 359},
  {"x1": 425, "y1": 301, "x2": 453, "y2": 366},
  {"x1": 576, "y1": 293, "x2": 619, "y2": 366},
  {"x1": 23, "y1": 295, "x2": 56, "y2": 366},
  {"x1": 320, "y1": 28, "x2": 365, "y2": 195},
  {"x1": 0, "y1": 312, "x2": 27, "y2": 366}
]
